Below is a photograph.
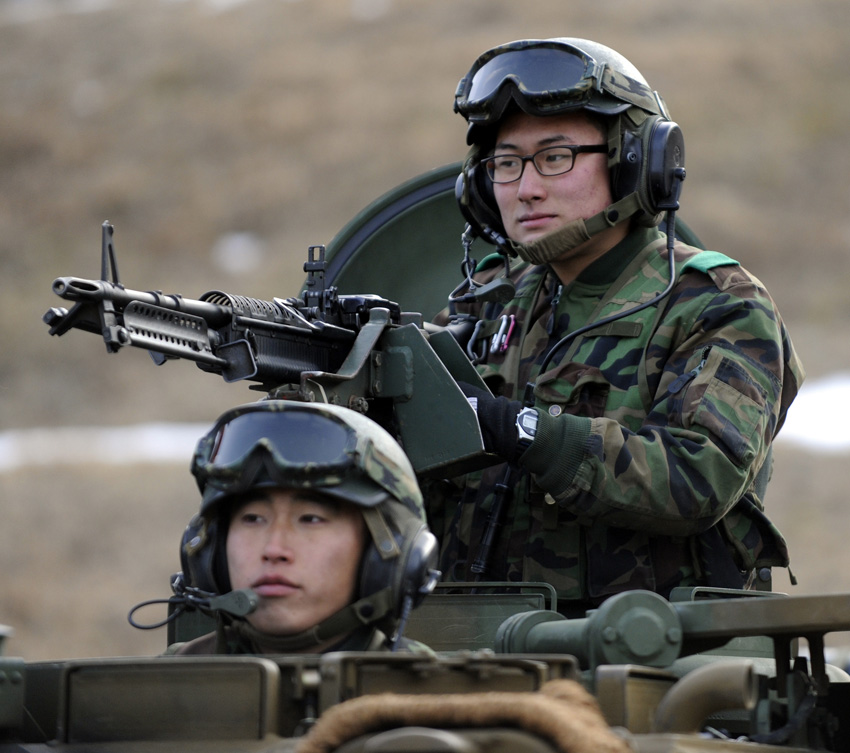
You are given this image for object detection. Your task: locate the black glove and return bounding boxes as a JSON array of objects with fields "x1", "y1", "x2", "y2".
[{"x1": 458, "y1": 381, "x2": 522, "y2": 461}]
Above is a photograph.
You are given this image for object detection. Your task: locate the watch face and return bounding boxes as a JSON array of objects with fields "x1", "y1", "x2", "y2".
[{"x1": 518, "y1": 409, "x2": 538, "y2": 437}]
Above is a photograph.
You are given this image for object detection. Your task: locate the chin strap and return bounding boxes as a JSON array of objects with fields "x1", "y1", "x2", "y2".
[{"x1": 232, "y1": 587, "x2": 397, "y2": 653}]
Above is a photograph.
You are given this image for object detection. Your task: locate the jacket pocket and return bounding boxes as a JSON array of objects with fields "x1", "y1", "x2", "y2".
[
  {"x1": 684, "y1": 348, "x2": 769, "y2": 466},
  {"x1": 535, "y1": 363, "x2": 611, "y2": 419}
]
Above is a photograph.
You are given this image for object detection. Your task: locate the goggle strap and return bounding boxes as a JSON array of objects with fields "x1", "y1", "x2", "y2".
[
  {"x1": 362, "y1": 506, "x2": 401, "y2": 561},
  {"x1": 598, "y1": 67, "x2": 661, "y2": 115},
  {"x1": 589, "y1": 60, "x2": 607, "y2": 92}
]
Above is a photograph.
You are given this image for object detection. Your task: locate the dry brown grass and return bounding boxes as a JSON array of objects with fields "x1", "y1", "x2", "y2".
[
  {"x1": 2, "y1": 0, "x2": 850, "y2": 660},
  {"x1": 0, "y1": 464, "x2": 196, "y2": 658}
]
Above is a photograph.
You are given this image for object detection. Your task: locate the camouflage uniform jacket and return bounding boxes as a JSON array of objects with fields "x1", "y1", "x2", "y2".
[
  {"x1": 428, "y1": 226, "x2": 804, "y2": 605},
  {"x1": 168, "y1": 624, "x2": 433, "y2": 655}
]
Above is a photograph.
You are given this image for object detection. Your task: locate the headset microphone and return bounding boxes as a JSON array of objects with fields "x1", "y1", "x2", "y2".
[
  {"x1": 127, "y1": 580, "x2": 258, "y2": 631},
  {"x1": 207, "y1": 588, "x2": 259, "y2": 618}
]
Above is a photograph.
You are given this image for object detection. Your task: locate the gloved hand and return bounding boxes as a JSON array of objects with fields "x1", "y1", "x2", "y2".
[{"x1": 458, "y1": 381, "x2": 522, "y2": 461}]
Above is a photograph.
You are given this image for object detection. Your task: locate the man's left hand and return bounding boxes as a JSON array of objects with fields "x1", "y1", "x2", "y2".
[{"x1": 457, "y1": 381, "x2": 522, "y2": 461}]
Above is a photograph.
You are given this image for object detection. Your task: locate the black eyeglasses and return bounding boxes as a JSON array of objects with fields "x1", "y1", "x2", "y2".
[{"x1": 484, "y1": 144, "x2": 608, "y2": 184}]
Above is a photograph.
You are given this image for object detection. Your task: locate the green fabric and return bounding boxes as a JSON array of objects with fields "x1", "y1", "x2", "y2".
[
  {"x1": 169, "y1": 623, "x2": 435, "y2": 656},
  {"x1": 681, "y1": 249, "x2": 739, "y2": 274}
]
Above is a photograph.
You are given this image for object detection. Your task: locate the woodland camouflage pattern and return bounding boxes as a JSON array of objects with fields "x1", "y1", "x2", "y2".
[{"x1": 428, "y1": 226, "x2": 804, "y2": 605}]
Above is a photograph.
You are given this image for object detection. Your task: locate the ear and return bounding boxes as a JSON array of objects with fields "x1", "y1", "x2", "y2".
[{"x1": 180, "y1": 514, "x2": 230, "y2": 594}]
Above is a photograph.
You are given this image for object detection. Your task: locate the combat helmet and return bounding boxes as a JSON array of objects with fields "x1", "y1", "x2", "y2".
[
  {"x1": 179, "y1": 400, "x2": 439, "y2": 650},
  {"x1": 454, "y1": 37, "x2": 685, "y2": 250}
]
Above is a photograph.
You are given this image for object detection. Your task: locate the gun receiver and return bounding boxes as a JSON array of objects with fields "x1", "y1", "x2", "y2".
[{"x1": 43, "y1": 223, "x2": 491, "y2": 477}]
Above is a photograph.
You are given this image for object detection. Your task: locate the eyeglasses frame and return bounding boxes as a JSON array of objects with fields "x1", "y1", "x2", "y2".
[{"x1": 484, "y1": 143, "x2": 608, "y2": 184}]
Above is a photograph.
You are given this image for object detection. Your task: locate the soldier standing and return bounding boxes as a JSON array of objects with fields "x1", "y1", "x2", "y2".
[{"x1": 430, "y1": 38, "x2": 804, "y2": 614}]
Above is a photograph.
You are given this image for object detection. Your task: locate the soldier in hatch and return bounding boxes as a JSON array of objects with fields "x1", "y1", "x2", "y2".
[
  {"x1": 170, "y1": 400, "x2": 438, "y2": 654},
  {"x1": 429, "y1": 37, "x2": 804, "y2": 613}
]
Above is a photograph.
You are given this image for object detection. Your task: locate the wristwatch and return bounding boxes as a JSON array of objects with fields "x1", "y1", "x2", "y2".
[{"x1": 515, "y1": 407, "x2": 539, "y2": 453}]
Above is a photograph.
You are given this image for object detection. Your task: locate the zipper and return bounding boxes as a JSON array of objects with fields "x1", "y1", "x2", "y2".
[
  {"x1": 668, "y1": 346, "x2": 712, "y2": 394},
  {"x1": 547, "y1": 283, "x2": 563, "y2": 336}
]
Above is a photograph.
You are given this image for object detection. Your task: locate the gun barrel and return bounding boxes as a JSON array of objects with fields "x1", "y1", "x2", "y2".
[{"x1": 51, "y1": 277, "x2": 233, "y2": 328}]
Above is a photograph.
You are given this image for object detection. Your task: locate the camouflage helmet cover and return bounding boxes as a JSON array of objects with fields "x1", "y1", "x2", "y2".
[{"x1": 454, "y1": 37, "x2": 669, "y2": 145}]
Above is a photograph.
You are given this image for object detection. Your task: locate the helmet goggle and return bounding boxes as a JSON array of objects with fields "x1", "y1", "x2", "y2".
[
  {"x1": 455, "y1": 40, "x2": 661, "y2": 130},
  {"x1": 192, "y1": 405, "x2": 385, "y2": 507}
]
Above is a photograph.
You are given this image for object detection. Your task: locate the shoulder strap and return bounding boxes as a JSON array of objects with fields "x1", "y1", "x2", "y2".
[{"x1": 681, "y1": 249, "x2": 739, "y2": 274}]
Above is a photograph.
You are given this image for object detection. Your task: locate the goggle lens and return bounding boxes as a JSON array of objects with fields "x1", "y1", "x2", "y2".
[
  {"x1": 465, "y1": 47, "x2": 592, "y2": 108},
  {"x1": 209, "y1": 410, "x2": 354, "y2": 470}
]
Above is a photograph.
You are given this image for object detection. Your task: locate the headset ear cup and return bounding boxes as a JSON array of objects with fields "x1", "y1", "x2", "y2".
[
  {"x1": 456, "y1": 164, "x2": 509, "y2": 246},
  {"x1": 395, "y1": 524, "x2": 439, "y2": 611},
  {"x1": 180, "y1": 514, "x2": 229, "y2": 594},
  {"x1": 612, "y1": 115, "x2": 685, "y2": 222},
  {"x1": 455, "y1": 171, "x2": 479, "y2": 231},
  {"x1": 359, "y1": 517, "x2": 438, "y2": 621},
  {"x1": 646, "y1": 120, "x2": 685, "y2": 211}
]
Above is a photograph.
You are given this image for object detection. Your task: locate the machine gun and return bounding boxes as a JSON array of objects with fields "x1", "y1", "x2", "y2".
[{"x1": 43, "y1": 222, "x2": 491, "y2": 478}]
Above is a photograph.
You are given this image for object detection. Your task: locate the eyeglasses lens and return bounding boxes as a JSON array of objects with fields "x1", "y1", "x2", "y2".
[{"x1": 486, "y1": 146, "x2": 577, "y2": 183}]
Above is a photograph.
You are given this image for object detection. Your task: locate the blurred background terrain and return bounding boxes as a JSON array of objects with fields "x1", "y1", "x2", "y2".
[{"x1": 1, "y1": 0, "x2": 850, "y2": 660}]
